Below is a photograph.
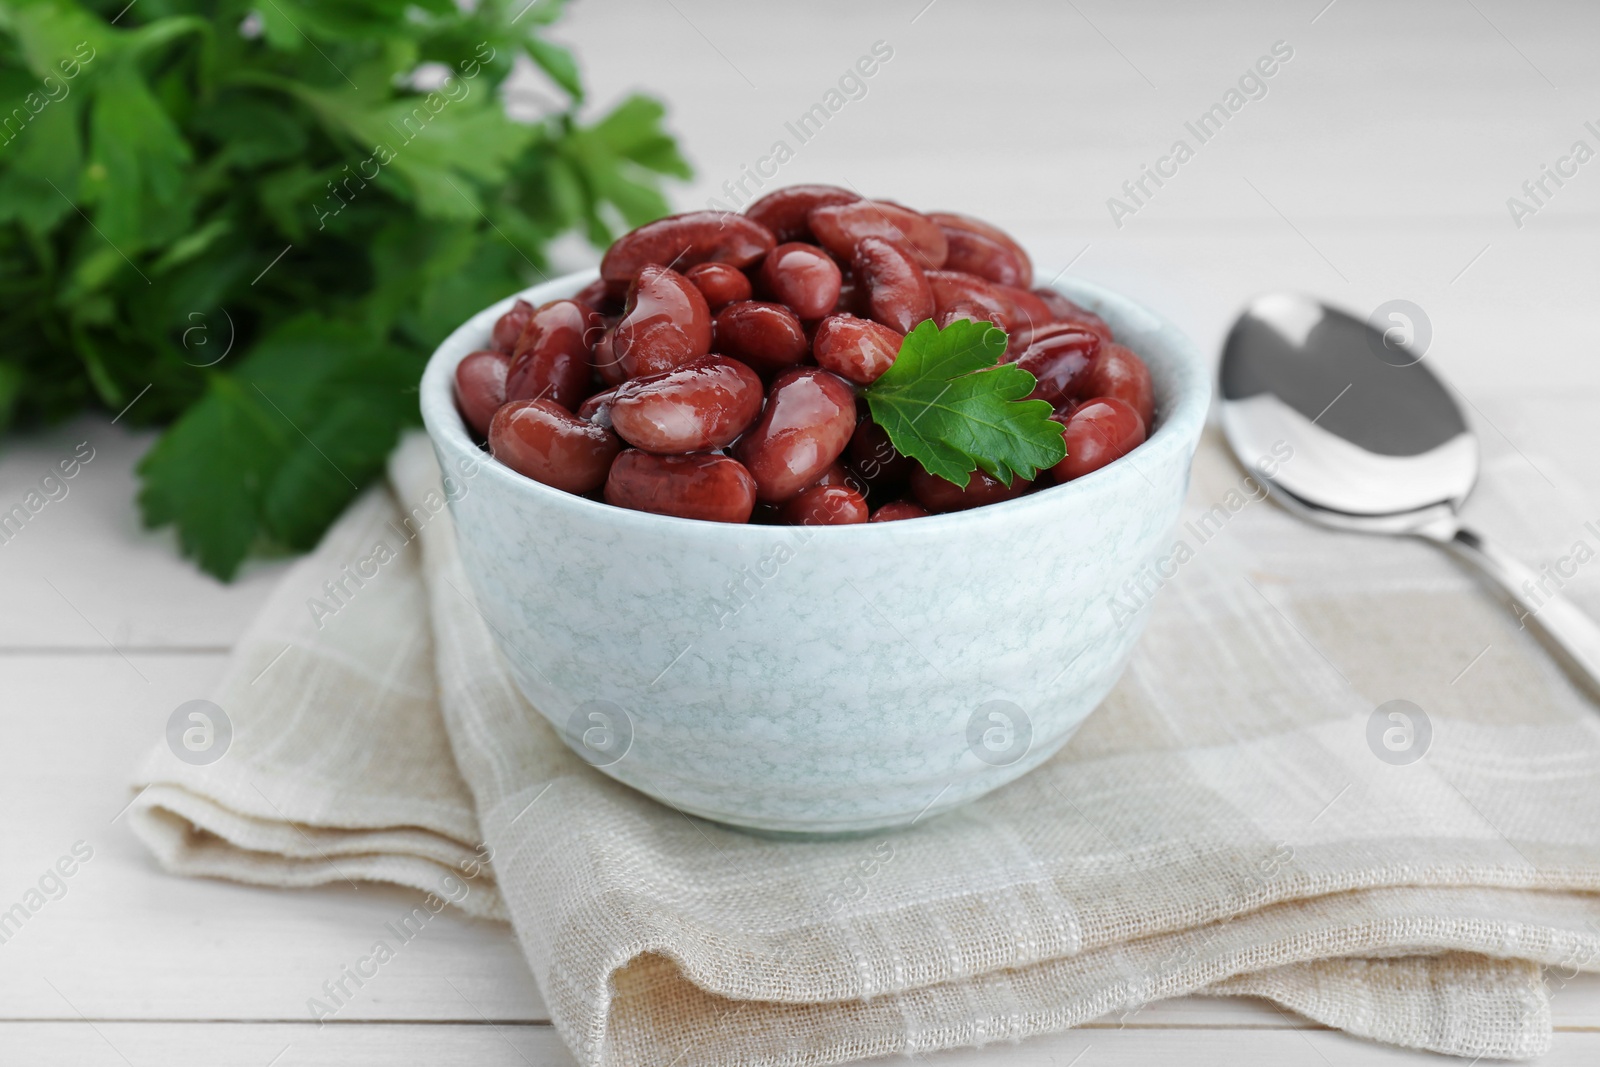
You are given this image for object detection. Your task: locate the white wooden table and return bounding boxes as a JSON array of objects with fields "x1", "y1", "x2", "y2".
[{"x1": 5, "y1": 1, "x2": 1600, "y2": 1062}]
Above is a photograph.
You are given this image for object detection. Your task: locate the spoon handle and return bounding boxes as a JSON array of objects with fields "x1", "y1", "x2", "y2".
[{"x1": 1442, "y1": 525, "x2": 1600, "y2": 695}]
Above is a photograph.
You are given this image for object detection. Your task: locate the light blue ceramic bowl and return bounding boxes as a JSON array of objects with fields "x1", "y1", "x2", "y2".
[{"x1": 421, "y1": 270, "x2": 1208, "y2": 835}]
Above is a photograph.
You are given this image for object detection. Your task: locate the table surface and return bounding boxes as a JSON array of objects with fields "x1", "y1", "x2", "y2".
[{"x1": 6, "y1": 1, "x2": 1600, "y2": 1063}]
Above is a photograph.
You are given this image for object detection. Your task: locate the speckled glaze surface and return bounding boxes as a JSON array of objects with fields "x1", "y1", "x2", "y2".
[{"x1": 420, "y1": 270, "x2": 1209, "y2": 835}]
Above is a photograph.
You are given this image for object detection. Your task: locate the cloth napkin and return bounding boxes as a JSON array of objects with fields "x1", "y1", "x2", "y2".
[{"x1": 129, "y1": 429, "x2": 1600, "y2": 1065}]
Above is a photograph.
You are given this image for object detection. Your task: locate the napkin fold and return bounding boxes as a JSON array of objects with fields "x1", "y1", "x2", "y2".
[{"x1": 130, "y1": 430, "x2": 1600, "y2": 1065}]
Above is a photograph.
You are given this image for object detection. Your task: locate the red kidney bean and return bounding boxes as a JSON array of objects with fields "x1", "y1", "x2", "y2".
[
  {"x1": 1011, "y1": 326, "x2": 1101, "y2": 406},
  {"x1": 924, "y1": 270, "x2": 1014, "y2": 333},
  {"x1": 1051, "y1": 397, "x2": 1147, "y2": 481},
  {"x1": 1032, "y1": 289, "x2": 1114, "y2": 343},
  {"x1": 811, "y1": 462, "x2": 869, "y2": 495},
  {"x1": 604, "y1": 451, "x2": 756, "y2": 523},
  {"x1": 812, "y1": 314, "x2": 901, "y2": 385},
  {"x1": 848, "y1": 416, "x2": 912, "y2": 486},
  {"x1": 714, "y1": 301, "x2": 808, "y2": 374},
  {"x1": 758, "y1": 242, "x2": 842, "y2": 320},
  {"x1": 593, "y1": 327, "x2": 626, "y2": 387},
  {"x1": 491, "y1": 299, "x2": 535, "y2": 354},
  {"x1": 832, "y1": 274, "x2": 870, "y2": 317},
  {"x1": 853, "y1": 237, "x2": 935, "y2": 334},
  {"x1": 577, "y1": 386, "x2": 618, "y2": 429},
  {"x1": 599, "y1": 211, "x2": 775, "y2": 292},
  {"x1": 609, "y1": 356, "x2": 764, "y2": 453},
  {"x1": 1082, "y1": 342, "x2": 1154, "y2": 429},
  {"x1": 613, "y1": 265, "x2": 713, "y2": 378},
  {"x1": 454, "y1": 350, "x2": 510, "y2": 437},
  {"x1": 745, "y1": 184, "x2": 860, "y2": 242},
  {"x1": 733, "y1": 368, "x2": 857, "y2": 502},
  {"x1": 936, "y1": 302, "x2": 989, "y2": 328},
  {"x1": 505, "y1": 300, "x2": 596, "y2": 411},
  {"x1": 779, "y1": 483, "x2": 869, "y2": 525},
  {"x1": 808, "y1": 200, "x2": 949, "y2": 269},
  {"x1": 684, "y1": 262, "x2": 753, "y2": 312},
  {"x1": 910, "y1": 466, "x2": 1030, "y2": 512},
  {"x1": 928, "y1": 213, "x2": 1032, "y2": 288},
  {"x1": 573, "y1": 278, "x2": 622, "y2": 317},
  {"x1": 869, "y1": 500, "x2": 930, "y2": 522},
  {"x1": 490, "y1": 399, "x2": 622, "y2": 495}
]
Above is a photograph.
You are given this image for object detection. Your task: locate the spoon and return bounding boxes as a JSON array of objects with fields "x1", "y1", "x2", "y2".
[{"x1": 1218, "y1": 293, "x2": 1600, "y2": 694}]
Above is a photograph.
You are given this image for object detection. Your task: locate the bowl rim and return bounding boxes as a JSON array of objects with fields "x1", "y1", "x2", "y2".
[{"x1": 420, "y1": 268, "x2": 1211, "y2": 538}]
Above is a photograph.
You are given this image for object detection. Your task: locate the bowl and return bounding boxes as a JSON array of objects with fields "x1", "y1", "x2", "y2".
[{"x1": 420, "y1": 269, "x2": 1209, "y2": 835}]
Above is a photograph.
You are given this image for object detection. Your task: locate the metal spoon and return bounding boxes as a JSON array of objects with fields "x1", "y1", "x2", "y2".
[{"x1": 1219, "y1": 293, "x2": 1600, "y2": 693}]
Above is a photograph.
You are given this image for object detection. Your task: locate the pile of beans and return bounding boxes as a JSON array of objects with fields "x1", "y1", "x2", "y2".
[{"x1": 454, "y1": 185, "x2": 1154, "y2": 524}]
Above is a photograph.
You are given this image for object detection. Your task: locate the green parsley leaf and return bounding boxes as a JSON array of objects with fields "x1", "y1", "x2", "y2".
[{"x1": 863, "y1": 319, "x2": 1066, "y2": 488}]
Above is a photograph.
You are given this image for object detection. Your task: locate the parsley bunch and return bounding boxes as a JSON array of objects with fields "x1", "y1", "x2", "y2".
[{"x1": 0, "y1": 0, "x2": 688, "y2": 577}]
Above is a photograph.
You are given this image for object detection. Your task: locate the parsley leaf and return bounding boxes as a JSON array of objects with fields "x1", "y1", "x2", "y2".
[{"x1": 863, "y1": 319, "x2": 1066, "y2": 488}]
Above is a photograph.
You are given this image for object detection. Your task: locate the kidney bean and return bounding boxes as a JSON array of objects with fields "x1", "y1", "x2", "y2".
[
  {"x1": 492, "y1": 299, "x2": 535, "y2": 354},
  {"x1": 1051, "y1": 397, "x2": 1147, "y2": 482},
  {"x1": 779, "y1": 483, "x2": 869, "y2": 525},
  {"x1": 832, "y1": 274, "x2": 870, "y2": 317},
  {"x1": 490, "y1": 399, "x2": 622, "y2": 495},
  {"x1": 853, "y1": 237, "x2": 935, "y2": 335},
  {"x1": 1011, "y1": 326, "x2": 1101, "y2": 406},
  {"x1": 714, "y1": 301, "x2": 808, "y2": 374},
  {"x1": 613, "y1": 265, "x2": 713, "y2": 379},
  {"x1": 848, "y1": 416, "x2": 913, "y2": 486},
  {"x1": 573, "y1": 278, "x2": 622, "y2": 317},
  {"x1": 925, "y1": 270, "x2": 1014, "y2": 333},
  {"x1": 996, "y1": 284, "x2": 1055, "y2": 339},
  {"x1": 910, "y1": 466, "x2": 1030, "y2": 512},
  {"x1": 937, "y1": 302, "x2": 989, "y2": 328},
  {"x1": 811, "y1": 462, "x2": 869, "y2": 494},
  {"x1": 604, "y1": 451, "x2": 756, "y2": 523},
  {"x1": 1082, "y1": 342, "x2": 1154, "y2": 429},
  {"x1": 600, "y1": 211, "x2": 775, "y2": 292},
  {"x1": 609, "y1": 356, "x2": 764, "y2": 453},
  {"x1": 593, "y1": 327, "x2": 626, "y2": 387},
  {"x1": 758, "y1": 243, "x2": 842, "y2": 320},
  {"x1": 578, "y1": 386, "x2": 618, "y2": 429},
  {"x1": 869, "y1": 500, "x2": 930, "y2": 522},
  {"x1": 808, "y1": 200, "x2": 949, "y2": 269},
  {"x1": 454, "y1": 350, "x2": 511, "y2": 437},
  {"x1": 812, "y1": 314, "x2": 901, "y2": 385},
  {"x1": 1033, "y1": 289, "x2": 1114, "y2": 342},
  {"x1": 733, "y1": 368, "x2": 857, "y2": 502},
  {"x1": 505, "y1": 300, "x2": 596, "y2": 411},
  {"x1": 927, "y1": 212, "x2": 1032, "y2": 282},
  {"x1": 745, "y1": 184, "x2": 860, "y2": 242},
  {"x1": 684, "y1": 262, "x2": 753, "y2": 312}
]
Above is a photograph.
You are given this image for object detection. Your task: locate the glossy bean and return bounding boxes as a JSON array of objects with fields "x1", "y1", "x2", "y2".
[
  {"x1": 609, "y1": 356, "x2": 764, "y2": 453},
  {"x1": 684, "y1": 262, "x2": 753, "y2": 312},
  {"x1": 577, "y1": 386, "x2": 618, "y2": 429},
  {"x1": 1082, "y1": 342, "x2": 1155, "y2": 428},
  {"x1": 779, "y1": 483, "x2": 869, "y2": 525},
  {"x1": 593, "y1": 327, "x2": 627, "y2": 387},
  {"x1": 714, "y1": 301, "x2": 809, "y2": 374},
  {"x1": 454, "y1": 350, "x2": 510, "y2": 438},
  {"x1": 853, "y1": 237, "x2": 935, "y2": 335},
  {"x1": 924, "y1": 270, "x2": 1014, "y2": 333},
  {"x1": 811, "y1": 462, "x2": 869, "y2": 495},
  {"x1": 812, "y1": 314, "x2": 901, "y2": 385},
  {"x1": 808, "y1": 200, "x2": 949, "y2": 269},
  {"x1": 490, "y1": 399, "x2": 622, "y2": 495},
  {"x1": 505, "y1": 299, "x2": 596, "y2": 411},
  {"x1": 573, "y1": 278, "x2": 622, "y2": 317},
  {"x1": 613, "y1": 265, "x2": 713, "y2": 379},
  {"x1": 869, "y1": 500, "x2": 930, "y2": 522},
  {"x1": 927, "y1": 212, "x2": 1033, "y2": 283},
  {"x1": 733, "y1": 368, "x2": 858, "y2": 502},
  {"x1": 744, "y1": 184, "x2": 860, "y2": 242},
  {"x1": 996, "y1": 284, "x2": 1055, "y2": 341},
  {"x1": 1051, "y1": 397, "x2": 1146, "y2": 481},
  {"x1": 604, "y1": 451, "x2": 757, "y2": 523},
  {"x1": 758, "y1": 242, "x2": 843, "y2": 320},
  {"x1": 491, "y1": 299, "x2": 535, "y2": 354},
  {"x1": 1011, "y1": 326, "x2": 1101, "y2": 406},
  {"x1": 1033, "y1": 289, "x2": 1114, "y2": 343},
  {"x1": 599, "y1": 211, "x2": 775, "y2": 292},
  {"x1": 910, "y1": 466, "x2": 1030, "y2": 512}
]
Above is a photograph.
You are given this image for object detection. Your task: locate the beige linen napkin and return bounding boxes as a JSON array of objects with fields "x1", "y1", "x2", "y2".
[{"x1": 130, "y1": 430, "x2": 1600, "y2": 1064}]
